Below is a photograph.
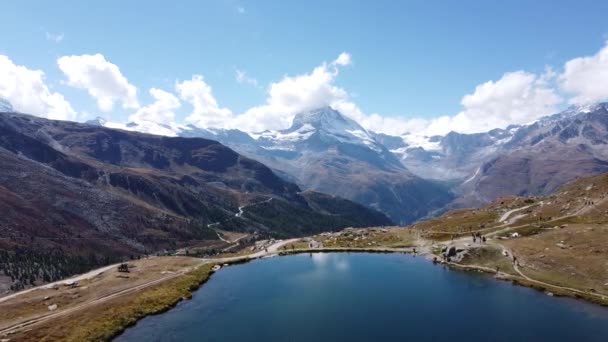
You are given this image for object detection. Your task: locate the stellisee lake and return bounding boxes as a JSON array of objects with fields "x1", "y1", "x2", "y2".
[{"x1": 116, "y1": 253, "x2": 608, "y2": 342}]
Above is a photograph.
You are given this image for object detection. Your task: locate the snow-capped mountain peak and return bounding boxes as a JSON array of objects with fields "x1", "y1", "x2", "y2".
[
  {"x1": 290, "y1": 106, "x2": 361, "y2": 131},
  {"x1": 272, "y1": 106, "x2": 384, "y2": 152}
]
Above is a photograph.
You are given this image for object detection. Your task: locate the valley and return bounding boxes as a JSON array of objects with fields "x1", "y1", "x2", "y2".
[
  {"x1": 2, "y1": 173, "x2": 608, "y2": 340},
  {"x1": 4, "y1": 4, "x2": 608, "y2": 341},
  {"x1": 0, "y1": 111, "x2": 391, "y2": 295},
  {"x1": 104, "y1": 103, "x2": 608, "y2": 220},
  {"x1": 1, "y1": 102, "x2": 608, "y2": 340}
]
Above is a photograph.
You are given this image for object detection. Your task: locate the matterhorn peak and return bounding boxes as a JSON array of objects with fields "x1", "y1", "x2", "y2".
[{"x1": 290, "y1": 106, "x2": 358, "y2": 131}]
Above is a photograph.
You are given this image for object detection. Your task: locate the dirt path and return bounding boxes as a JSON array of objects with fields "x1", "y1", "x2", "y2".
[
  {"x1": 494, "y1": 243, "x2": 608, "y2": 301},
  {"x1": 0, "y1": 267, "x2": 193, "y2": 336},
  {"x1": 235, "y1": 197, "x2": 273, "y2": 218},
  {"x1": 215, "y1": 231, "x2": 230, "y2": 243},
  {"x1": 209, "y1": 238, "x2": 299, "y2": 262},
  {"x1": 0, "y1": 263, "x2": 121, "y2": 304},
  {"x1": 499, "y1": 205, "x2": 533, "y2": 223}
]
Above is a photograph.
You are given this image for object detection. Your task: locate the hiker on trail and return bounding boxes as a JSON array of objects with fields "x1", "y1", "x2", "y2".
[
  {"x1": 482, "y1": 236, "x2": 486, "y2": 243},
  {"x1": 513, "y1": 256, "x2": 517, "y2": 265},
  {"x1": 473, "y1": 236, "x2": 476, "y2": 243}
]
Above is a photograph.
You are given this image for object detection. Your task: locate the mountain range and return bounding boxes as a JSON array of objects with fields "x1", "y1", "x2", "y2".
[
  {"x1": 175, "y1": 107, "x2": 455, "y2": 224},
  {"x1": 2, "y1": 98, "x2": 608, "y2": 292},
  {"x1": 104, "y1": 103, "x2": 608, "y2": 223},
  {"x1": 4, "y1": 99, "x2": 608, "y2": 227}
]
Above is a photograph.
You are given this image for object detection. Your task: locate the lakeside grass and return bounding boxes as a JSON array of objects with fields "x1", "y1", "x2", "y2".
[
  {"x1": 16, "y1": 263, "x2": 215, "y2": 342},
  {"x1": 458, "y1": 246, "x2": 516, "y2": 274}
]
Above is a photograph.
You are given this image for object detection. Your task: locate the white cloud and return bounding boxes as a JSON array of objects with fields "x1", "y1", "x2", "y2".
[
  {"x1": 559, "y1": 41, "x2": 608, "y2": 105},
  {"x1": 176, "y1": 75, "x2": 233, "y2": 128},
  {"x1": 57, "y1": 53, "x2": 139, "y2": 112},
  {"x1": 45, "y1": 32, "x2": 64, "y2": 43},
  {"x1": 236, "y1": 6, "x2": 245, "y2": 14},
  {"x1": 173, "y1": 53, "x2": 356, "y2": 132},
  {"x1": 343, "y1": 69, "x2": 562, "y2": 136},
  {"x1": 235, "y1": 68, "x2": 258, "y2": 87},
  {"x1": 103, "y1": 88, "x2": 181, "y2": 137},
  {"x1": 129, "y1": 88, "x2": 180, "y2": 125},
  {"x1": 421, "y1": 70, "x2": 562, "y2": 135},
  {"x1": 0, "y1": 55, "x2": 77, "y2": 120},
  {"x1": 4, "y1": 44, "x2": 596, "y2": 140},
  {"x1": 231, "y1": 53, "x2": 353, "y2": 131},
  {"x1": 227, "y1": 51, "x2": 424, "y2": 135},
  {"x1": 333, "y1": 52, "x2": 352, "y2": 67}
]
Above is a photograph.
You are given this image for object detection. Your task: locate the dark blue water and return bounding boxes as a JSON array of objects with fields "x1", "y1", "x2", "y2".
[{"x1": 116, "y1": 253, "x2": 608, "y2": 342}]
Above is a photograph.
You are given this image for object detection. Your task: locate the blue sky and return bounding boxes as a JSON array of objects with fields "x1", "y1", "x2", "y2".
[{"x1": 2, "y1": 0, "x2": 608, "y2": 135}]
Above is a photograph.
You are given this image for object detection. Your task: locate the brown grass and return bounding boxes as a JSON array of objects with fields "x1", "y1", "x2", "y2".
[{"x1": 12, "y1": 263, "x2": 214, "y2": 341}]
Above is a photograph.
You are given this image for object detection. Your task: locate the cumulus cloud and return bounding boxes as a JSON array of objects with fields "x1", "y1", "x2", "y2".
[
  {"x1": 230, "y1": 53, "x2": 354, "y2": 131},
  {"x1": 129, "y1": 88, "x2": 180, "y2": 124},
  {"x1": 112, "y1": 88, "x2": 183, "y2": 136},
  {"x1": 177, "y1": 75, "x2": 233, "y2": 128},
  {"x1": 335, "y1": 69, "x2": 562, "y2": 136},
  {"x1": 333, "y1": 52, "x2": 352, "y2": 66},
  {"x1": 57, "y1": 53, "x2": 139, "y2": 112},
  {"x1": 421, "y1": 70, "x2": 562, "y2": 135},
  {"x1": 172, "y1": 53, "x2": 355, "y2": 132},
  {"x1": 171, "y1": 51, "x2": 563, "y2": 136},
  {"x1": 0, "y1": 55, "x2": 77, "y2": 120},
  {"x1": 560, "y1": 41, "x2": 608, "y2": 105},
  {"x1": 7, "y1": 45, "x2": 602, "y2": 139}
]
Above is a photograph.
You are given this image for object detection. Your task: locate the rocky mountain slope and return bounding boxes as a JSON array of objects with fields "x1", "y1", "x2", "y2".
[
  {"x1": 93, "y1": 103, "x2": 608, "y2": 216},
  {"x1": 175, "y1": 107, "x2": 454, "y2": 224},
  {"x1": 411, "y1": 171, "x2": 608, "y2": 301},
  {"x1": 0, "y1": 110, "x2": 392, "y2": 291},
  {"x1": 361, "y1": 104, "x2": 608, "y2": 208}
]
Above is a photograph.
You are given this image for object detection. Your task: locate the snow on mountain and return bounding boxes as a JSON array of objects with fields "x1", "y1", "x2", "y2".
[
  {"x1": 180, "y1": 124, "x2": 257, "y2": 145},
  {"x1": 84, "y1": 117, "x2": 108, "y2": 126},
  {"x1": 73, "y1": 101, "x2": 608, "y2": 219},
  {"x1": 85, "y1": 117, "x2": 182, "y2": 137},
  {"x1": 399, "y1": 134, "x2": 442, "y2": 152},
  {"x1": 254, "y1": 107, "x2": 385, "y2": 153},
  {"x1": 85, "y1": 102, "x2": 608, "y2": 188},
  {"x1": 250, "y1": 124, "x2": 316, "y2": 150},
  {"x1": 0, "y1": 98, "x2": 14, "y2": 112}
]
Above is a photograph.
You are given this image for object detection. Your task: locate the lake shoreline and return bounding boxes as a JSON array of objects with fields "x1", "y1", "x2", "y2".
[
  {"x1": 277, "y1": 247, "x2": 608, "y2": 307},
  {"x1": 4, "y1": 245, "x2": 605, "y2": 341},
  {"x1": 117, "y1": 248, "x2": 606, "y2": 342},
  {"x1": 116, "y1": 247, "x2": 608, "y2": 340}
]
